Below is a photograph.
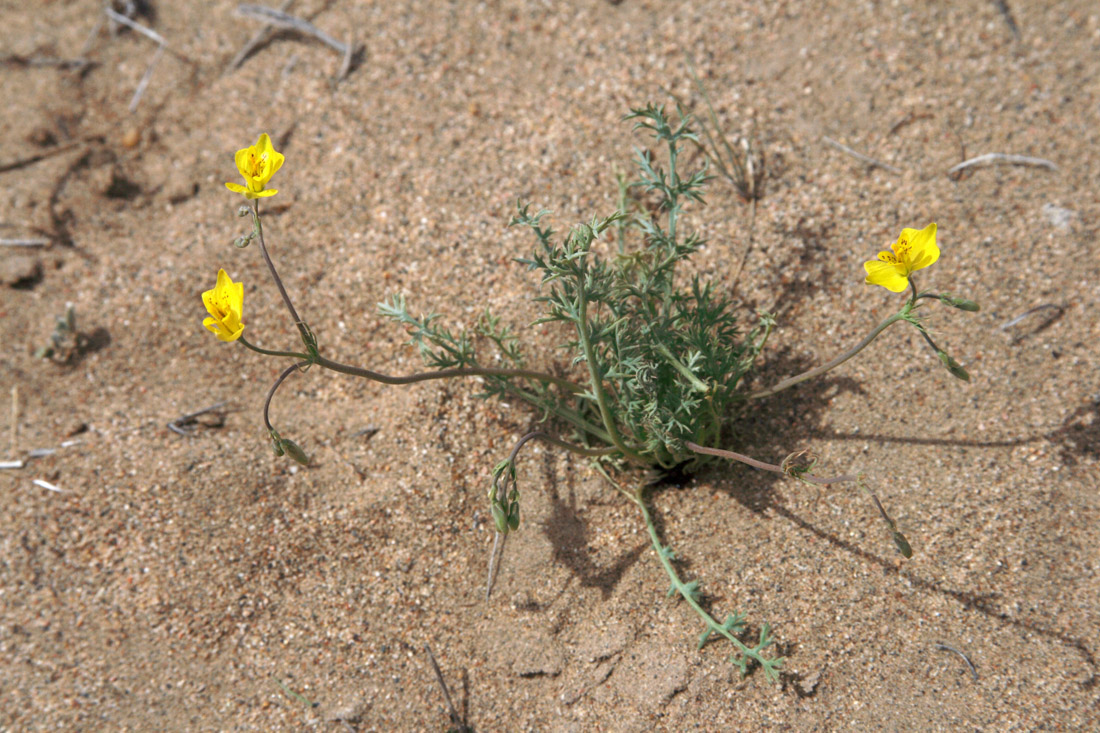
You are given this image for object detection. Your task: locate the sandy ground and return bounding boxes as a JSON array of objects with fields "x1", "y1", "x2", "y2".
[{"x1": 2, "y1": 1, "x2": 1099, "y2": 730}]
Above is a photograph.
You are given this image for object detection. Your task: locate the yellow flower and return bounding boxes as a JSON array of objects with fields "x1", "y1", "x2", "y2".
[
  {"x1": 225, "y1": 133, "x2": 284, "y2": 199},
  {"x1": 863, "y1": 223, "x2": 939, "y2": 292},
  {"x1": 202, "y1": 269, "x2": 245, "y2": 342}
]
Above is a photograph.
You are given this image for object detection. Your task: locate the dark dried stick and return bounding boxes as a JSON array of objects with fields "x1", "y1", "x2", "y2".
[
  {"x1": 823, "y1": 136, "x2": 902, "y2": 174},
  {"x1": 167, "y1": 401, "x2": 228, "y2": 435},
  {"x1": 0, "y1": 141, "x2": 86, "y2": 174},
  {"x1": 998, "y1": 303, "x2": 1064, "y2": 331},
  {"x1": 424, "y1": 644, "x2": 462, "y2": 728},
  {"x1": 992, "y1": 0, "x2": 1020, "y2": 39},
  {"x1": 935, "y1": 643, "x2": 979, "y2": 681}
]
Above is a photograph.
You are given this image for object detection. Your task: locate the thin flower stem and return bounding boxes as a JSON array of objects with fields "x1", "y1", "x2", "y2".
[
  {"x1": 575, "y1": 287, "x2": 649, "y2": 465},
  {"x1": 509, "y1": 430, "x2": 618, "y2": 464},
  {"x1": 252, "y1": 200, "x2": 309, "y2": 342},
  {"x1": 263, "y1": 361, "x2": 308, "y2": 431},
  {"x1": 683, "y1": 440, "x2": 857, "y2": 485},
  {"x1": 748, "y1": 311, "x2": 905, "y2": 400},
  {"x1": 238, "y1": 335, "x2": 309, "y2": 360},
  {"x1": 311, "y1": 353, "x2": 584, "y2": 394}
]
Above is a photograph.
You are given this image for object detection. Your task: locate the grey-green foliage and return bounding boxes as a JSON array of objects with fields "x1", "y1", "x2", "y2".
[{"x1": 380, "y1": 104, "x2": 773, "y2": 469}]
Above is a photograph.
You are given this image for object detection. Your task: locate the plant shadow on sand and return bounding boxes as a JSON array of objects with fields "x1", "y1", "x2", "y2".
[{"x1": 634, "y1": 221, "x2": 1096, "y2": 688}]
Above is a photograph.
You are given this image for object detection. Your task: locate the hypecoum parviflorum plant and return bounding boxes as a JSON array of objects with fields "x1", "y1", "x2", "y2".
[{"x1": 202, "y1": 109, "x2": 978, "y2": 681}]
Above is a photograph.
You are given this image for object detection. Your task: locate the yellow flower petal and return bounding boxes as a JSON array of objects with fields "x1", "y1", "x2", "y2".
[
  {"x1": 227, "y1": 133, "x2": 284, "y2": 199},
  {"x1": 903, "y1": 222, "x2": 938, "y2": 272},
  {"x1": 202, "y1": 269, "x2": 245, "y2": 341},
  {"x1": 864, "y1": 259, "x2": 909, "y2": 292},
  {"x1": 234, "y1": 147, "x2": 252, "y2": 179}
]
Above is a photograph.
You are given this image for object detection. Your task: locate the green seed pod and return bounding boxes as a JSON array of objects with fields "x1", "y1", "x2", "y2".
[
  {"x1": 892, "y1": 530, "x2": 913, "y2": 559},
  {"x1": 507, "y1": 503, "x2": 520, "y2": 531},
  {"x1": 491, "y1": 502, "x2": 509, "y2": 534},
  {"x1": 941, "y1": 295, "x2": 980, "y2": 312},
  {"x1": 281, "y1": 439, "x2": 310, "y2": 466},
  {"x1": 271, "y1": 439, "x2": 285, "y2": 457},
  {"x1": 937, "y1": 350, "x2": 970, "y2": 381}
]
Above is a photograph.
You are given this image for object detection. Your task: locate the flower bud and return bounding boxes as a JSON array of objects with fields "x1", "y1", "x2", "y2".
[
  {"x1": 937, "y1": 350, "x2": 970, "y2": 381},
  {"x1": 940, "y1": 295, "x2": 980, "y2": 312}
]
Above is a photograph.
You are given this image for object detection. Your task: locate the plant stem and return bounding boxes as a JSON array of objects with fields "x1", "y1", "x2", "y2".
[
  {"x1": 631, "y1": 490, "x2": 775, "y2": 675},
  {"x1": 238, "y1": 335, "x2": 309, "y2": 360},
  {"x1": 575, "y1": 286, "x2": 649, "y2": 465},
  {"x1": 683, "y1": 441, "x2": 857, "y2": 485},
  {"x1": 263, "y1": 361, "x2": 308, "y2": 431},
  {"x1": 252, "y1": 200, "x2": 309, "y2": 343},
  {"x1": 748, "y1": 310, "x2": 906, "y2": 400},
  {"x1": 312, "y1": 353, "x2": 584, "y2": 394},
  {"x1": 655, "y1": 342, "x2": 709, "y2": 393}
]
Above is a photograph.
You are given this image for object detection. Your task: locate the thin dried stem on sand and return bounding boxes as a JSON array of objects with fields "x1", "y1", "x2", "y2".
[
  {"x1": 935, "y1": 642, "x2": 979, "y2": 681},
  {"x1": 227, "y1": 0, "x2": 295, "y2": 72},
  {"x1": 947, "y1": 153, "x2": 1058, "y2": 177},
  {"x1": 129, "y1": 42, "x2": 165, "y2": 112},
  {"x1": 104, "y1": 7, "x2": 165, "y2": 46},
  {"x1": 99, "y1": 7, "x2": 168, "y2": 112},
  {"x1": 822, "y1": 136, "x2": 902, "y2": 174},
  {"x1": 236, "y1": 3, "x2": 353, "y2": 59},
  {"x1": 167, "y1": 401, "x2": 229, "y2": 436},
  {"x1": 424, "y1": 644, "x2": 463, "y2": 729}
]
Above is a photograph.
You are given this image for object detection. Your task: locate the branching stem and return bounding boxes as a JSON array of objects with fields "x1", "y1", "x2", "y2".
[
  {"x1": 631, "y1": 490, "x2": 779, "y2": 678},
  {"x1": 239, "y1": 335, "x2": 309, "y2": 360}
]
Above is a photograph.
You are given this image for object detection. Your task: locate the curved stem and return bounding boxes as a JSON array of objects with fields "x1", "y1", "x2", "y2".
[
  {"x1": 312, "y1": 353, "x2": 584, "y2": 393},
  {"x1": 512, "y1": 430, "x2": 618, "y2": 463},
  {"x1": 238, "y1": 335, "x2": 310, "y2": 360},
  {"x1": 656, "y1": 342, "x2": 709, "y2": 393},
  {"x1": 748, "y1": 311, "x2": 905, "y2": 400},
  {"x1": 263, "y1": 361, "x2": 308, "y2": 431}
]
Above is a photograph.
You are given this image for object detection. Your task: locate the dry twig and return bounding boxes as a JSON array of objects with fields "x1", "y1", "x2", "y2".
[
  {"x1": 935, "y1": 642, "x2": 979, "y2": 681},
  {"x1": 228, "y1": 0, "x2": 294, "y2": 71},
  {"x1": 823, "y1": 136, "x2": 902, "y2": 174},
  {"x1": 947, "y1": 153, "x2": 1058, "y2": 177},
  {"x1": 236, "y1": 3, "x2": 349, "y2": 56},
  {"x1": 167, "y1": 401, "x2": 228, "y2": 435},
  {"x1": 424, "y1": 644, "x2": 463, "y2": 729}
]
